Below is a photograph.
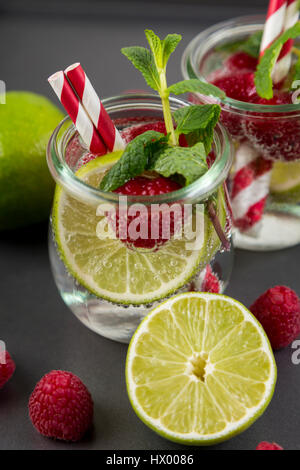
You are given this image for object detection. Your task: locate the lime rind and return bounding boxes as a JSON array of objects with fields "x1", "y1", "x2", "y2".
[
  {"x1": 270, "y1": 161, "x2": 300, "y2": 203},
  {"x1": 126, "y1": 292, "x2": 277, "y2": 445}
]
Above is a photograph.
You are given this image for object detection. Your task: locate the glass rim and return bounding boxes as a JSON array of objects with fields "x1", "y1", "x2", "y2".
[
  {"x1": 47, "y1": 93, "x2": 233, "y2": 205},
  {"x1": 181, "y1": 14, "x2": 300, "y2": 115}
]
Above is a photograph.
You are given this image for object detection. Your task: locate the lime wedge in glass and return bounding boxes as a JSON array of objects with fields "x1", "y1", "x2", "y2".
[
  {"x1": 270, "y1": 160, "x2": 300, "y2": 203},
  {"x1": 52, "y1": 156, "x2": 217, "y2": 305},
  {"x1": 126, "y1": 292, "x2": 276, "y2": 445}
]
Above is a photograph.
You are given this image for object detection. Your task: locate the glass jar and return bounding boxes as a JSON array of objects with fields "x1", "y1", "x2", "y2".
[
  {"x1": 182, "y1": 15, "x2": 300, "y2": 251},
  {"x1": 47, "y1": 94, "x2": 234, "y2": 343}
]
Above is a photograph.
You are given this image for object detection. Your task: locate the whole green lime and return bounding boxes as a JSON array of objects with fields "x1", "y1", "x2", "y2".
[{"x1": 0, "y1": 91, "x2": 63, "y2": 230}]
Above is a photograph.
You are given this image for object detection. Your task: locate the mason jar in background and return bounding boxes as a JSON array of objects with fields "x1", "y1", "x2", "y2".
[
  {"x1": 47, "y1": 94, "x2": 233, "y2": 343},
  {"x1": 182, "y1": 15, "x2": 300, "y2": 251}
]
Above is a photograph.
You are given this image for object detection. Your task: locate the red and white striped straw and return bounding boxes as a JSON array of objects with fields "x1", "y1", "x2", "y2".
[
  {"x1": 231, "y1": 0, "x2": 299, "y2": 236},
  {"x1": 48, "y1": 71, "x2": 107, "y2": 155},
  {"x1": 65, "y1": 63, "x2": 125, "y2": 152},
  {"x1": 230, "y1": 143, "x2": 273, "y2": 235},
  {"x1": 260, "y1": 0, "x2": 287, "y2": 58},
  {"x1": 274, "y1": 0, "x2": 299, "y2": 83}
]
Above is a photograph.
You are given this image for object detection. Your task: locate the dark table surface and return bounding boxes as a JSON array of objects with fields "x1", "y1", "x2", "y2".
[{"x1": 0, "y1": 0, "x2": 300, "y2": 451}]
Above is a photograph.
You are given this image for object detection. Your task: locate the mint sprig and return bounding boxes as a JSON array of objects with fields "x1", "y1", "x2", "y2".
[
  {"x1": 168, "y1": 79, "x2": 225, "y2": 100},
  {"x1": 121, "y1": 47, "x2": 160, "y2": 91},
  {"x1": 99, "y1": 131, "x2": 168, "y2": 192},
  {"x1": 122, "y1": 29, "x2": 226, "y2": 145},
  {"x1": 173, "y1": 104, "x2": 221, "y2": 153},
  {"x1": 240, "y1": 31, "x2": 263, "y2": 58},
  {"x1": 291, "y1": 56, "x2": 300, "y2": 85},
  {"x1": 215, "y1": 31, "x2": 262, "y2": 58},
  {"x1": 255, "y1": 22, "x2": 300, "y2": 99},
  {"x1": 150, "y1": 143, "x2": 208, "y2": 186}
]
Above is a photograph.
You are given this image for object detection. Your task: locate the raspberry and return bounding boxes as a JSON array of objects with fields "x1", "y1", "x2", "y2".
[
  {"x1": 243, "y1": 91, "x2": 300, "y2": 162},
  {"x1": 248, "y1": 91, "x2": 291, "y2": 106},
  {"x1": 256, "y1": 442, "x2": 283, "y2": 450},
  {"x1": 120, "y1": 120, "x2": 188, "y2": 147},
  {"x1": 250, "y1": 286, "x2": 300, "y2": 350},
  {"x1": 76, "y1": 152, "x2": 97, "y2": 169},
  {"x1": 201, "y1": 265, "x2": 220, "y2": 293},
  {"x1": 0, "y1": 351, "x2": 16, "y2": 389},
  {"x1": 211, "y1": 73, "x2": 256, "y2": 141},
  {"x1": 29, "y1": 370, "x2": 93, "y2": 442},
  {"x1": 212, "y1": 72, "x2": 256, "y2": 102},
  {"x1": 113, "y1": 176, "x2": 182, "y2": 250},
  {"x1": 121, "y1": 121, "x2": 167, "y2": 143},
  {"x1": 225, "y1": 52, "x2": 258, "y2": 72}
]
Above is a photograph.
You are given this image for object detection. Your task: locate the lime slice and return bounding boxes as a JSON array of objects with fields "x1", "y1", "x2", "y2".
[
  {"x1": 270, "y1": 160, "x2": 300, "y2": 203},
  {"x1": 126, "y1": 292, "x2": 276, "y2": 445},
  {"x1": 52, "y1": 156, "x2": 217, "y2": 305}
]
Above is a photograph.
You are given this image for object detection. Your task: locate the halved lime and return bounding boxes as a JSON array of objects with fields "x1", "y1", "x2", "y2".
[
  {"x1": 126, "y1": 292, "x2": 276, "y2": 445},
  {"x1": 52, "y1": 156, "x2": 216, "y2": 305},
  {"x1": 270, "y1": 160, "x2": 300, "y2": 203}
]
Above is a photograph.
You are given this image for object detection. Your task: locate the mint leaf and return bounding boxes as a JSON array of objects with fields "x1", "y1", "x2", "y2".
[
  {"x1": 168, "y1": 79, "x2": 226, "y2": 100},
  {"x1": 151, "y1": 143, "x2": 208, "y2": 186},
  {"x1": 240, "y1": 31, "x2": 263, "y2": 58},
  {"x1": 173, "y1": 104, "x2": 221, "y2": 153},
  {"x1": 144, "y1": 30, "x2": 182, "y2": 71},
  {"x1": 255, "y1": 22, "x2": 300, "y2": 99},
  {"x1": 161, "y1": 34, "x2": 182, "y2": 68},
  {"x1": 215, "y1": 32, "x2": 262, "y2": 58},
  {"x1": 215, "y1": 39, "x2": 245, "y2": 54},
  {"x1": 292, "y1": 56, "x2": 300, "y2": 85},
  {"x1": 99, "y1": 131, "x2": 167, "y2": 192},
  {"x1": 121, "y1": 46, "x2": 160, "y2": 91},
  {"x1": 144, "y1": 30, "x2": 163, "y2": 69}
]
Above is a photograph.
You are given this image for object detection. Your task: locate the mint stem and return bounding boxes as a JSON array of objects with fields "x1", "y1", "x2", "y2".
[
  {"x1": 207, "y1": 201, "x2": 230, "y2": 251},
  {"x1": 159, "y1": 72, "x2": 177, "y2": 146}
]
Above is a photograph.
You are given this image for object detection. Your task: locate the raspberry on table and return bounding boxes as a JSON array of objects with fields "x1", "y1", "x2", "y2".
[
  {"x1": 256, "y1": 441, "x2": 283, "y2": 450},
  {"x1": 29, "y1": 370, "x2": 93, "y2": 442},
  {"x1": 250, "y1": 286, "x2": 300, "y2": 350},
  {"x1": 0, "y1": 351, "x2": 16, "y2": 389}
]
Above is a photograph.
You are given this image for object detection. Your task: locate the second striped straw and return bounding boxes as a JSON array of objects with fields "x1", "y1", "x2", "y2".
[{"x1": 231, "y1": 0, "x2": 299, "y2": 236}]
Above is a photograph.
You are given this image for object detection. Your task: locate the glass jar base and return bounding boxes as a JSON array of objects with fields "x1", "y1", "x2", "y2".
[
  {"x1": 49, "y1": 225, "x2": 234, "y2": 343},
  {"x1": 233, "y1": 211, "x2": 300, "y2": 251}
]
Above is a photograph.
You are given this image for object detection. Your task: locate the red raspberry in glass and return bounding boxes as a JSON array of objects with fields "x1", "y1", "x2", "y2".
[
  {"x1": 212, "y1": 72, "x2": 256, "y2": 102},
  {"x1": 211, "y1": 72, "x2": 256, "y2": 140},
  {"x1": 113, "y1": 176, "x2": 182, "y2": 250},
  {"x1": 120, "y1": 120, "x2": 188, "y2": 147},
  {"x1": 243, "y1": 91, "x2": 300, "y2": 161},
  {"x1": 225, "y1": 52, "x2": 258, "y2": 72}
]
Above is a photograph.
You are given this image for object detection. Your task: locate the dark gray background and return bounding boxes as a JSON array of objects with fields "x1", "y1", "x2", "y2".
[{"x1": 0, "y1": 0, "x2": 299, "y2": 450}]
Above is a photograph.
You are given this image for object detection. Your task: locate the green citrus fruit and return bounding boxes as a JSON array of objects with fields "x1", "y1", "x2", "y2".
[
  {"x1": 270, "y1": 160, "x2": 300, "y2": 203},
  {"x1": 126, "y1": 292, "x2": 276, "y2": 445},
  {"x1": 52, "y1": 155, "x2": 216, "y2": 305},
  {"x1": 0, "y1": 91, "x2": 63, "y2": 230}
]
